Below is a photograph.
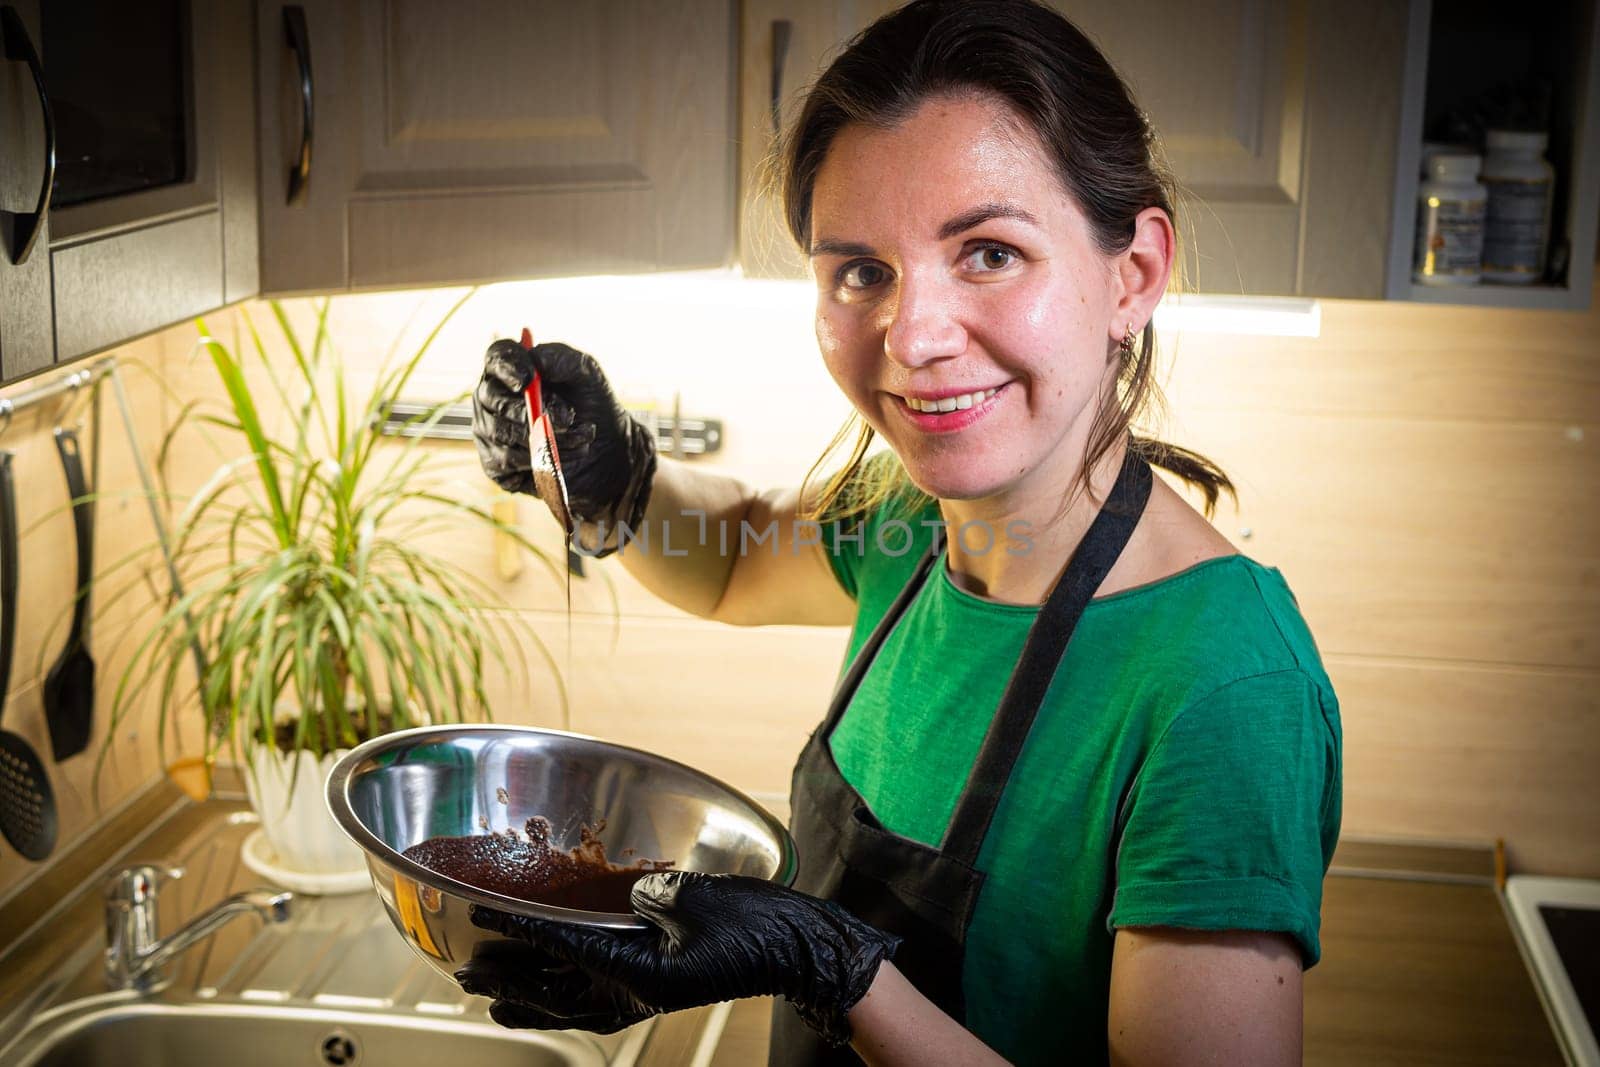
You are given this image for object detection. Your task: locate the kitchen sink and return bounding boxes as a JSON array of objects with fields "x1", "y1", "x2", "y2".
[
  {"x1": 6, "y1": 1000, "x2": 630, "y2": 1067},
  {"x1": 0, "y1": 807, "x2": 712, "y2": 1067}
]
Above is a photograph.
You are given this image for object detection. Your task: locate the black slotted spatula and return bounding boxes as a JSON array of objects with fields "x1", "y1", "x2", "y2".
[{"x1": 43, "y1": 427, "x2": 95, "y2": 762}]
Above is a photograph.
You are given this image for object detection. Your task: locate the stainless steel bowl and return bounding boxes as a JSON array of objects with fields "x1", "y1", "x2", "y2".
[{"x1": 326, "y1": 724, "x2": 797, "y2": 982}]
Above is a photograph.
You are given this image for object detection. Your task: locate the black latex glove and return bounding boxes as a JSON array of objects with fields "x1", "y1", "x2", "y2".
[
  {"x1": 455, "y1": 871, "x2": 899, "y2": 1047},
  {"x1": 472, "y1": 338, "x2": 657, "y2": 557}
]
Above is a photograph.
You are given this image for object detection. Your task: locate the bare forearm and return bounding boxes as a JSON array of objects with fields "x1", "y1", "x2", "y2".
[
  {"x1": 848, "y1": 963, "x2": 1011, "y2": 1067},
  {"x1": 612, "y1": 458, "x2": 757, "y2": 618},
  {"x1": 610, "y1": 459, "x2": 855, "y2": 627}
]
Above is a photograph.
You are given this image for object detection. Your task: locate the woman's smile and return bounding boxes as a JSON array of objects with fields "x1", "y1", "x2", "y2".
[{"x1": 889, "y1": 383, "x2": 1007, "y2": 433}]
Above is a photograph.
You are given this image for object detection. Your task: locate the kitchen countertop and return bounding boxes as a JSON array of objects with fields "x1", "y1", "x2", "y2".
[
  {"x1": 0, "y1": 782, "x2": 1567, "y2": 1067},
  {"x1": 710, "y1": 840, "x2": 1566, "y2": 1066}
]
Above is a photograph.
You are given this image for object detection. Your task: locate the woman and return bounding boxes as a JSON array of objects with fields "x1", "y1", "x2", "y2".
[{"x1": 464, "y1": 1, "x2": 1341, "y2": 1064}]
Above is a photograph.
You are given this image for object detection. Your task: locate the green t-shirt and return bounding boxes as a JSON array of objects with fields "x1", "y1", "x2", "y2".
[{"x1": 820, "y1": 500, "x2": 1342, "y2": 1065}]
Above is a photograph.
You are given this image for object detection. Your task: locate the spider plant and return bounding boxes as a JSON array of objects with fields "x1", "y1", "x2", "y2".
[{"x1": 94, "y1": 293, "x2": 566, "y2": 791}]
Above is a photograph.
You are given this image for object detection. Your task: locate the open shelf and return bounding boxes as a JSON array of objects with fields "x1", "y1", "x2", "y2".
[{"x1": 1386, "y1": 0, "x2": 1600, "y2": 310}]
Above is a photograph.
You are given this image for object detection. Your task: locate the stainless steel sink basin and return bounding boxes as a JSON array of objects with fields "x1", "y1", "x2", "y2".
[
  {"x1": 0, "y1": 808, "x2": 717, "y2": 1067},
  {"x1": 7, "y1": 1001, "x2": 629, "y2": 1067}
]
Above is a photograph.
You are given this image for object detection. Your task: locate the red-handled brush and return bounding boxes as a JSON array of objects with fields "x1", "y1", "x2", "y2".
[{"x1": 520, "y1": 328, "x2": 573, "y2": 538}]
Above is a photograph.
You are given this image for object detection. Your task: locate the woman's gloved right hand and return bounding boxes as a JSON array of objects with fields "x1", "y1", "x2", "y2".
[{"x1": 472, "y1": 339, "x2": 657, "y2": 557}]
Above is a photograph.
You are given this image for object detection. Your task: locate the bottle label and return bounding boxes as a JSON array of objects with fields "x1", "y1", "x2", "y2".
[
  {"x1": 1414, "y1": 195, "x2": 1486, "y2": 278},
  {"x1": 1483, "y1": 178, "x2": 1551, "y2": 274}
]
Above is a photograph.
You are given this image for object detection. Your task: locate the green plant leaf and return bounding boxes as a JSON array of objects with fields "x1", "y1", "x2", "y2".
[{"x1": 197, "y1": 318, "x2": 292, "y2": 547}]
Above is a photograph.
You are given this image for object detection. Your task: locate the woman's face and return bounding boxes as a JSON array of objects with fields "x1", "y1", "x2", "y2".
[{"x1": 809, "y1": 93, "x2": 1125, "y2": 505}]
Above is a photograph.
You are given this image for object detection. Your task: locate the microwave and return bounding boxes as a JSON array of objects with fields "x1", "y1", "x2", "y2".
[{"x1": 1, "y1": 0, "x2": 255, "y2": 370}]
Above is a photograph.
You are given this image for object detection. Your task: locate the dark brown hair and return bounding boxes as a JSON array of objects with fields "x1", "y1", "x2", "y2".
[{"x1": 783, "y1": 0, "x2": 1233, "y2": 521}]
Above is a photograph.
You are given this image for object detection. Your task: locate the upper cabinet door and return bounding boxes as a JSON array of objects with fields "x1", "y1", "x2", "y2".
[
  {"x1": 736, "y1": 0, "x2": 900, "y2": 279},
  {"x1": 0, "y1": 0, "x2": 55, "y2": 382},
  {"x1": 738, "y1": 0, "x2": 1407, "y2": 299},
  {"x1": 257, "y1": 1, "x2": 737, "y2": 295},
  {"x1": 1052, "y1": 0, "x2": 1407, "y2": 299}
]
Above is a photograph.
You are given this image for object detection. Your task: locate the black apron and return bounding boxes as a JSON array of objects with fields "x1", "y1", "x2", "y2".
[{"x1": 769, "y1": 451, "x2": 1152, "y2": 1067}]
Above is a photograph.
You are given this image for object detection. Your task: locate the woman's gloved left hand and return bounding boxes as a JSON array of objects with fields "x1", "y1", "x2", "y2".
[{"x1": 455, "y1": 871, "x2": 899, "y2": 1047}]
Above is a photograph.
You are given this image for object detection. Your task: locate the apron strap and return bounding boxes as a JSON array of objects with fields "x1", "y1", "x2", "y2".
[{"x1": 940, "y1": 451, "x2": 1152, "y2": 865}]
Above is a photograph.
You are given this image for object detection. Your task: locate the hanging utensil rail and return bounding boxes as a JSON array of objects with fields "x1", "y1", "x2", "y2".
[
  {"x1": 0, "y1": 358, "x2": 114, "y2": 425},
  {"x1": 0, "y1": 357, "x2": 209, "y2": 706}
]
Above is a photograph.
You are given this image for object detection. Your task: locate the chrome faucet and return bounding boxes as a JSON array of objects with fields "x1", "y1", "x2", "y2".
[{"x1": 104, "y1": 864, "x2": 292, "y2": 990}]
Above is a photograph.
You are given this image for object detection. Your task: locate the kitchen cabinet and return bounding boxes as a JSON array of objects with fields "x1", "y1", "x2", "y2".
[
  {"x1": 0, "y1": 0, "x2": 53, "y2": 383},
  {"x1": 255, "y1": 1, "x2": 737, "y2": 295},
  {"x1": 0, "y1": 0, "x2": 258, "y2": 385},
  {"x1": 736, "y1": 0, "x2": 898, "y2": 279},
  {"x1": 47, "y1": 0, "x2": 259, "y2": 365},
  {"x1": 752, "y1": 0, "x2": 1600, "y2": 309},
  {"x1": 738, "y1": 0, "x2": 1410, "y2": 300},
  {"x1": 1063, "y1": 0, "x2": 1409, "y2": 300}
]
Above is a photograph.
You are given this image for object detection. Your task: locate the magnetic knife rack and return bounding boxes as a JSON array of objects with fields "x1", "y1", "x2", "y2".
[{"x1": 377, "y1": 401, "x2": 723, "y2": 458}]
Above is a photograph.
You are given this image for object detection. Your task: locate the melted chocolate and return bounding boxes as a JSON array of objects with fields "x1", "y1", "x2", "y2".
[{"x1": 402, "y1": 816, "x2": 671, "y2": 913}]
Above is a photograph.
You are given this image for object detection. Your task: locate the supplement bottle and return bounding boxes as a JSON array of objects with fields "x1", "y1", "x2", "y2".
[
  {"x1": 1481, "y1": 129, "x2": 1555, "y2": 284},
  {"x1": 1413, "y1": 153, "x2": 1487, "y2": 286}
]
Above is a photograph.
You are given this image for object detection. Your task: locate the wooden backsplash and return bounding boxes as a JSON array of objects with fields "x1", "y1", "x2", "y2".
[
  {"x1": 0, "y1": 332, "x2": 194, "y2": 905},
  {"x1": 289, "y1": 278, "x2": 1598, "y2": 880},
  {"x1": 2, "y1": 278, "x2": 1594, "y2": 911},
  {"x1": 1159, "y1": 291, "x2": 1599, "y2": 878}
]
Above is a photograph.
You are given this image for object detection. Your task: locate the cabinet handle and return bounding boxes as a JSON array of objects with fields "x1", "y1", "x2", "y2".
[
  {"x1": 284, "y1": 5, "x2": 314, "y2": 205},
  {"x1": 770, "y1": 19, "x2": 793, "y2": 138},
  {"x1": 0, "y1": 5, "x2": 55, "y2": 266}
]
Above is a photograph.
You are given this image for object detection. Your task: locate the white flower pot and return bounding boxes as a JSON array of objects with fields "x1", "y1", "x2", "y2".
[{"x1": 243, "y1": 743, "x2": 366, "y2": 876}]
